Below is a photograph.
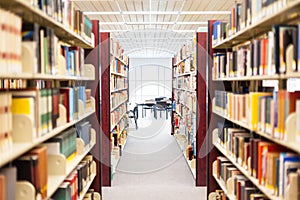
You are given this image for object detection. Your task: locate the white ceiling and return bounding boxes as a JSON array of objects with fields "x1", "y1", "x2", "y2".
[{"x1": 73, "y1": 0, "x2": 236, "y2": 58}]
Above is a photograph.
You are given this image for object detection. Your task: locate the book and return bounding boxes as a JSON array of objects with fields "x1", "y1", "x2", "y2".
[
  {"x1": 13, "y1": 155, "x2": 40, "y2": 196},
  {"x1": 28, "y1": 145, "x2": 48, "y2": 199},
  {"x1": 52, "y1": 182, "x2": 72, "y2": 200},
  {"x1": 0, "y1": 175, "x2": 5, "y2": 200},
  {"x1": 0, "y1": 166, "x2": 17, "y2": 200},
  {"x1": 273, "y1": 25, "x2": 298, "y2": 74}
]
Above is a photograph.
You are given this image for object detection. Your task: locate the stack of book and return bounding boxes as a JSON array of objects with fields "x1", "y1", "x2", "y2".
[
  {"x1": 216, "y1": 126, "x2": 300, "y2": 199},
  {"x1": 212, "y1": 24, "x2": 299, "y2": 79}
]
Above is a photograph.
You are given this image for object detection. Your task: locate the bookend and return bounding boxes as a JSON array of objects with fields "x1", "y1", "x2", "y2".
[
  {"x1": 12, "y1": 114, "x2": 34, "y2": 142},
  {"x1": 58, "y1": 55, "x2": 67, "y2": 76},
  {"x1": 284, "y1": 172, "x2": 299, "y2": 200},
  {"x1": 285, "y1": 112, "x2": 296, "y2": 143},
  {"x1": 77, "y1": 128, "x2": 96, "y2": 154},
  {"x1": 226, "y1": 177, "x2": 234, "y2": 196},
  {"x1": 57, "y1": 104, "x2": 67, "y2": 127},
  {"x1": 81, "y1": 64, "x2": 95, "y2": 80},
  {"x1": 208, "y1": 192, "x2": 217, "y2": 200},
  {"x1": 16, "y1": 181, "x2": 39, "y2": 200},
  {"x1": 21, "y1": 43, "x2": 37, "y2": 74},
  {"x1": 93, "y1": 192, "x2": 101, "y2": 200}
]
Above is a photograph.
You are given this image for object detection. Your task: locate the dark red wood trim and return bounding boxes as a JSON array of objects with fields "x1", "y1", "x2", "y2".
[
  {"x1": 196, "y1": 32, "x2": 208, "y2": 186},
  {"x1": 100, "y1": 32, "x2": 111, "y2": 187},
  {"x1": 206, "y1": 20, "x2": 219, "y2": 194}
]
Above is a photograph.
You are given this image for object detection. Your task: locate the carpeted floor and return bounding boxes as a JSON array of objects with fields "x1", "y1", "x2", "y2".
[{"x1": 102, "y1": 114, "x2": 207, "y2": 200}]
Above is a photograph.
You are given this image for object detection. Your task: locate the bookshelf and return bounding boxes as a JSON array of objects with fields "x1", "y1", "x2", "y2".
[
  {"x1": 0, "y1": 1, "x2": 100, "y2": 199},
  {"x1": 172, "y1": 35, "x2": 197, "y2": 179},
  {"x1": 0, "y1": 0, "x2": 94, "y2": 49},
  {"x1": 110, "y1": 36, "x2": 129, "y2": 180},
  {"x1": 208, "y1": 1, "x2": 300, "y2": 199},
  {"x1": 100, "y1": 33, "x2": 129, "y2": 186}
]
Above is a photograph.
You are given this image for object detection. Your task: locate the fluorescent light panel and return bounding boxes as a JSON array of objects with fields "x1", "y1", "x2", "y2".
[
  {"x1": 85, "y1": 11, "x2": 231, "y2": 15},
  {"x1": 99, "y1": 21, "x2": 207, "y2": 25}
]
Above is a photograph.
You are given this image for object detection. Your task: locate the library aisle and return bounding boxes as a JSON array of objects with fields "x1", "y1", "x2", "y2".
[{"x1": 103, "y1": 115, "x2": 207, "y2": 200}]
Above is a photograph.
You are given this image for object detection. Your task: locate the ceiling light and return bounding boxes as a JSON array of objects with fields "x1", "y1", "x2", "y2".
[
  {"x1": 84, "y1": 11, "x2": 231, "y2": 15},
  {"x1": 181, "y1": 11, "x2": 231, "y2": 15},
  {"x1": 176, "y1": 22, "x2": 208, "y2": 25},
  {"x1": 100, "y1": 30, "x2": 129, "y2": 32},
  {"x1": 173, "y1": 30, "x2": 196, "y2": 33},
  {"x1": 84, "y1": 11, "x2": 119, "y2": 15}
]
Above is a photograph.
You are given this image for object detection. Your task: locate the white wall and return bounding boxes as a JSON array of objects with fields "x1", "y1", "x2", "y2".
[{"x1": 128, "y1": 58, "x2": 173, "y2": 107}]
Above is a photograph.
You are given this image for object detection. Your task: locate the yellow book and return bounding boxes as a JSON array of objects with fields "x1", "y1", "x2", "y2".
[{"x1": 249, "y1": 92, "x2": 272, "y2": 131}]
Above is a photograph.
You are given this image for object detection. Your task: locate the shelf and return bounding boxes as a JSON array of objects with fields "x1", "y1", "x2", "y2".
[
  {"x1": 175, "y1": 111, "x2": 183, "y2": 118},
  {"x1": 0, "y1": 109, "x2": 95, "y2": 168},
  {"x1": 0, "y1": 73, "x2": 95, "y2": 81},
  {"x1": 214, "y1": 142, "x2": 281, "y2": 200},
  {"x1": 111, "y1": 99, "x2": 127, "y2": 112},
  {"x1": 174, "y1": 55, "x2": 192, "y2": 66},
  {"x1": 78, "y1": 173, "x2": 97, "y2": 200},
  {"x1": 111, "y1": 72, "x2": 127, "y2": 78},
  {"x1": 115, "y1": 56, "x2": 128, "y2": 66},
  {"x1": 212, "y1": 0, "x2": 300, "y2": 49},
  {"x1": 173, "y1": 87, "x2": 196, "y2": 93},
  {"x1": 48, "y1": 140, "x2": 96, "y2": 198},
  {"x1": 111, "y1": 111, "x2": 127, "y2": 131},
  {"x1": 213, "y1": 73, "x2": 300, "y2": 81},
  {"x1": 174, "y1": 71, "x2": 196, "y2": 78},
  {"x1": 111, "y1": 88, "x2": 128, "y2": 94},
  {"x1": 212, "y1": 175, "x2": 235, "y2": 200},
  {"x1": 212, "y1": 106, "x2": 300, "y2": 154},
  {"x1": 0, "y1": 0, "x2": 94, "y2": 49}
]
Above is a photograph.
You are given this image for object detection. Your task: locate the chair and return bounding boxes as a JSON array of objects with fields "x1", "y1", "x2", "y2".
[{"x1": 127, "y1": 106, "x2": 138, "y2": 129}]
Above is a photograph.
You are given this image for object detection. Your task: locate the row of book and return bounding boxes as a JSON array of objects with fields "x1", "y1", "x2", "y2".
[
  {"x1": 213, "y1": 24, "x2": 300, "y2": 78},
  {"x1": 111, "y1": 58, "x2": 128, "y2": 75},
  {"x1": 216, "y1": 126, "x2": 300, "y2": 198},
  {"x1": 111, "y1": 123, "x2": 127, "y2": 148},
  {"x1": 212, "y1": 0, "x2": 294, "y2": 45},
  {"x1": 174, "y1": 91, "x2": 197, "y2": 112},
  {"x1": 110, "y1": 38, "x2": 129, "y2": 65},
  {"x1": 52, "y1": 155, "x2": 94, "y2": 200},
  {"x1": 0, "y1": 9, "x2": 22, "y2": 74},
  {"x1": 214, "y1": 157, "x2": 267, "y2": 200},
  {"x1": 214, "y1": 89, "x2": 300, "y2": 141},
  {"x1": 0, "y1": 125, "x2": 92, "y2": 200},
  {"x1": 110, "y1": 75, "x2": 127, "y2": 91},
  {"x1": 111, "y1": 91, "x2": 128, "y2": 110},
  {"x1": 29, "y1": 0, "x2": 92, "y2": 42},
  {"x1": 22, "y1": 22, "x2": 87, "y2": 76},
  {"x1": 0, "y1": 86, "x2": 92, "y2": 153},
  {"x1": 175, "y1": 75, "x2": 197, "y2": 90},
  {"x1": 110, "y1": 104, "x2": 127, "y2": 130},
  {"x1": 174, "y1": 34, "x2": 197, "y2": 63}
]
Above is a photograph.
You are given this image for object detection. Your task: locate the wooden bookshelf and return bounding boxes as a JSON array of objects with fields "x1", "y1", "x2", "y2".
[
  {"x1": 172, "y1": 35, "x2": 198, "y2": 182},
  {"x1": 0, "y1": 0, "x2": 94, "y2": 49},
  {"x1": 212, "y1": 0, "x2": 300, "y2": 49}
]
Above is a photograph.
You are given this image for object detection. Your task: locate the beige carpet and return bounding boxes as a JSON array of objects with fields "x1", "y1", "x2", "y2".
[{"x1": 102, "y1": 115, "x2": 207, "y2": 200}]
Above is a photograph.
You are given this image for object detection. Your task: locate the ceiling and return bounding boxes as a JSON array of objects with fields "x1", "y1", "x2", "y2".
[{"x1": 73, "y1": 0, "x2": 236, "y2": 58}]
